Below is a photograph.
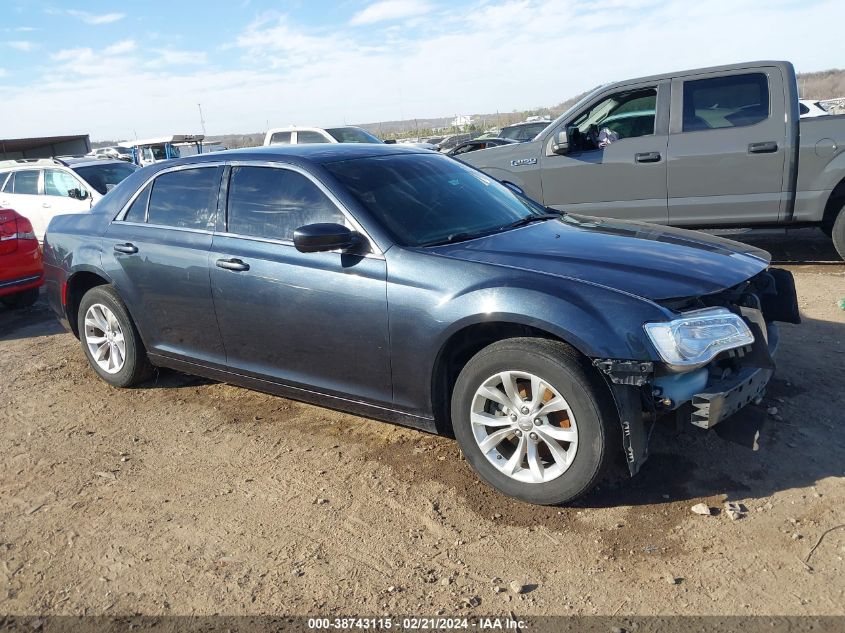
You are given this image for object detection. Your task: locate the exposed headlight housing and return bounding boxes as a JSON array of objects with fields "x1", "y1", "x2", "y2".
[{"x1": 644, "y1": 307, "x2": 754, "y2": 371}]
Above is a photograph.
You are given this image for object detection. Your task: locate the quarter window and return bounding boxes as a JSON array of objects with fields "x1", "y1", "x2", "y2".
[
  {"x1": 44, "y1": 169, "x2": 83, "y2": 197},
  {"x1": 12, "y1": 170, "x2": 40, "y2": 195},
  {"x1": 123, "y1": 182, "x2": 152, "y2": 223},
  {"x1": 227, "y1": 166, "x2": 345, "y2": 241},
  {"x1": 682, "y1": 73, "x2": 769, "y2": 132},
  {"x1": 147, "y1": 167, "x2": 221, "y2": 230}
]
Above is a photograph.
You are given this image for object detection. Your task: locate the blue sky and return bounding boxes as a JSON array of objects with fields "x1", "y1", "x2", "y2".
[{"x1": 1, "y1": 0, "x2": 843, "y2": 140}]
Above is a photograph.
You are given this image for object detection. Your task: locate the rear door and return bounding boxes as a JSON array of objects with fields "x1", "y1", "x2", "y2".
[
  {"x1": 0, "y1": 170, "x2": 46, "y2": 240},
  {"x1": 209, "y1": 163, "x2": 392, "y2": 407},
  {"x1": 667, "y1": 67, "x2": 789, "y2": 225},
  {"x1": 539, "y1": 82, "x2": 669, "y2": 223},
  {"x1": 102, "y1": 165, "x2": 227, "y2": 366}
]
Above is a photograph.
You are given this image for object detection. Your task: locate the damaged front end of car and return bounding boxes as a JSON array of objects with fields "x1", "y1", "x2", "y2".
[{"x1": 594, "y1": 267, "x2": 800, "y2": 476}]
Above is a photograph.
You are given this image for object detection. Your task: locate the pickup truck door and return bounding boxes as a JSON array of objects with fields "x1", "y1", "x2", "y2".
[
  {"x1": 667, "y1": 66, "x2": 789, "y2": 225},
  {"x1": 539, "y1": 81, "x2": 669, "y2": 224}
]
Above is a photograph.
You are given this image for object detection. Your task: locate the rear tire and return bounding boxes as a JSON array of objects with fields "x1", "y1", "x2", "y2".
[
  {"x1": 0, "y1": 287, "x2": 39, "y2": 309},
  {"x1": 77, "y1": 285, "x2": 153, "y2": 388},
  {"x1": 451, "y1": 338, "x2": 619, "y2": 505},
  {"x1": 831, "y1": 204, "x2": 845, "y2": 261}
]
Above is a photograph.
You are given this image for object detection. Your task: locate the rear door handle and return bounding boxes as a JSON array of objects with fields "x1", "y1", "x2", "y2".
[
  {"x1": 113, "y1": 242, "x2": 138, "y2": 254},
  {"x1": 216, "y1": 258, "x2": 250, "y2": 272},
  {"x1": 635, "y1": 151, "x2": 661, "y2": 163},
  {"x1": 748, "y1": 141, "x2": 778, "y2": 154}
]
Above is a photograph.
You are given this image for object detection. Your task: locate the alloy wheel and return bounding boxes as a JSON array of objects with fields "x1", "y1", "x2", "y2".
[
  {"x1": 470, "y1": 370, "x2": 578, "y2": 483},
  {"x1": 84, "y1": 303, "x2": 126, "y2": 374}
]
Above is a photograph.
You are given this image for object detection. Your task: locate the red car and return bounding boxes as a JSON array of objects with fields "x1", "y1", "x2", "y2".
[{"x1": 0, "y1": 208, "x2": 42, "y2": 309}]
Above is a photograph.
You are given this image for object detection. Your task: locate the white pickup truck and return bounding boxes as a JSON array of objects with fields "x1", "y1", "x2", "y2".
[{"x1": 460, "y1": 61, "x2": 845, "y2": 259}]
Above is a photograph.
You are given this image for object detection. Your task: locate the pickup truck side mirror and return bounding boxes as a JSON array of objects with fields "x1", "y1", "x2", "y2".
[{"x1": 552, "y1": 129, "x2": 569, "y2": 155}]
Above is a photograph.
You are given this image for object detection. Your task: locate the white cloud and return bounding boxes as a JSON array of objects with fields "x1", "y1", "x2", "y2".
[
  {"x1": 4, "y1": 0, "x2": 845, "y2": 140},
  {"x1": 63, "y1": 9, "x2": 126, "y2": 25},
  {"x1": 6, "y1": 40, "x2": 35, "y2": 52},
  {"x1": 0, "y1": 68, "x2": 7, "y2": 78},
  {"x1": 104, "y1": 40, "x2": 137, "y2": 56},
  {"x1": 350, "y1": 0, "x2": 431, "y2": 25}
]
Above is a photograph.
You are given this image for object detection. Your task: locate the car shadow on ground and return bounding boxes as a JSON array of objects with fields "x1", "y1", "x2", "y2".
[
  {"x1": 712, "y1": 226, "x2": 842, "y2": 266},
  {"x1": 0, "y1": 294, "x2": 65, "y2": 342}
]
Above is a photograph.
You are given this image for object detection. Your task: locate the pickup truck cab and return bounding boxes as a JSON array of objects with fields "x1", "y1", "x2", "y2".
[{"x1": 460, "y1": 61, "x2": 845, "y2": 259}]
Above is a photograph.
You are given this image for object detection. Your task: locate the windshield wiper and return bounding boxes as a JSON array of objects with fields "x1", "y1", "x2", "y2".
[{"x1": 503, "y1": 212, "x2": 561, "y2": 230}]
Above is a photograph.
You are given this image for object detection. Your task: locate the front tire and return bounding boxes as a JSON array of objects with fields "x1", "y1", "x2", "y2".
[
  {"x1": 451, "y1": 338, "x2": 618, "y2": 505},
  {"x1": 77, "y1": 285, "x2": 153, "y2": 387},
  {"x1": 0, "y1": 287, "x2": 39, "y2": 309}
]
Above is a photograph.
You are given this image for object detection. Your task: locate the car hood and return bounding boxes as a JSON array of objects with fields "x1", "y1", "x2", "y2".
[{"x1": 428, "y1": 215, "x2": 770, "y2": 301}]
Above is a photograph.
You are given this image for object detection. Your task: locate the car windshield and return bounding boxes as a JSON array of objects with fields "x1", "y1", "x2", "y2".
[
  {"x1": 72, "y1": 162, "x2": 139, "y2": 195},
  {"x1": 324, "y1": 153, "x2": 552, "y2": 247},
  {"x1": 325, "y1": 127, "x2": 382, "y2": 143}
]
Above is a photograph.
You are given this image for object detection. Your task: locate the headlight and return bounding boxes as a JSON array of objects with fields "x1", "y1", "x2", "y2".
[{"x1": 644, "y1": 307, "x2": 754, "y2": 371}]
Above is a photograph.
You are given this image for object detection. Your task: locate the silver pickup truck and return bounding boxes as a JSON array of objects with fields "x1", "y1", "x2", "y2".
[{"x1": 460, "y1": 60, "x2": 845, "y2": 259}]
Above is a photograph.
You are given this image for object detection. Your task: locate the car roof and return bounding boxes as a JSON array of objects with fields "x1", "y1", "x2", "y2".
[
  {"x1": 0, "y1": 156, "x2": 127, "y2": 170},
  {"x1": 161, "y1": 143, "x2": 430, "y2": 166}
]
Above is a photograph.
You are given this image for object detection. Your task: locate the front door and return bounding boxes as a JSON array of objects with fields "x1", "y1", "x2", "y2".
[
  {"x1": 667, "y1": 67, "x2": 789, "y2": 225},
  {"x1": 539, "y1": 83, "x2": 669, "y2": 224},
  {"x1": 101, "y1": 165, "x2": 226, "y2": 366},
  {"x1": 210, "y1": 163, "x2": 392, "y2": 407}
]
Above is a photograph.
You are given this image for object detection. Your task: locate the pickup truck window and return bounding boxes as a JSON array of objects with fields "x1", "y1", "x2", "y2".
[
  {"x1": 682, "y1": 72, "x2": 769, "y2": 132},
  {"x1": 146, "y1": 167, "x2": 221, "y2": 231},
  {"x1": 567, "y1": 88, "x2": 656, "y2": 151},
  {"x1": 269, "y1": 131, "x2": 292, "y2": 145},
  {"x1": 297, "y1": 131, "x2": 331, "y2": 144},
  {"x1": 226, "y1": 166, "x2": 345, "y2": 241}
]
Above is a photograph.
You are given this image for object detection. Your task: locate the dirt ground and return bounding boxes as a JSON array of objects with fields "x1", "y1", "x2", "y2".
[{"x1": 1, "y1": 228, "x2": 843, "y2": 617}]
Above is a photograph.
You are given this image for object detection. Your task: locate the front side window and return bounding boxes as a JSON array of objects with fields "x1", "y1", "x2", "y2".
[
  {"x1": 44, "y1": 169, "x2": 84, "y2": 197},
  {"x1": 682, "y1": 73, "x2": 769, "y2": 132},
  {"x1": 151, "y1": 145, "x2": 168, "y2": 161},
  {"x1": 296, "y1": 130, "x2": 331, "y2": 144},
  {"x1": 147, "y1": 167, "x2": 221, "y2": 230},
  {"x1": 269, "y1": 131, "x2": 292, "y2": 145},
  {"x1": 567, "y1": 88, "x2": 657, "y2": 151},
  {"x1": 227, "y1": 166, "x2": 345, "y2": 241},
  {"x1": 12, "y1": 170, "x2": 40, "y2": 195},
  {"x1": 73, "y1": 162, "x2": 138, "y2": 195},
  {"x1": 324, "y1": 153, "x2": 549, "y2": 247}
]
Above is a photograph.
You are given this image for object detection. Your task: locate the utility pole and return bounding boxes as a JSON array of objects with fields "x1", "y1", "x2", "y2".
[{"x1": 197, "y1": 103, "x2": 207, "y2": 135}]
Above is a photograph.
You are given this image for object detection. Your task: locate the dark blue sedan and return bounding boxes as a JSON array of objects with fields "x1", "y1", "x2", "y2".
[{"x1": 43, "y1": 144, "x2": 798, "y2": 505}]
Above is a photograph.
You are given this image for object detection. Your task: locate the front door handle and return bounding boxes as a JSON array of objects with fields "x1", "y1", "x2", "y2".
[
  {"x1": 216, "y1": 258, "x2": 250, "y2": 272},
  {"x1": 42, "y1": 202, "x2": 52, "y2": 208},
  {"x1": 113, "y1": 242, "x2": 138, "y2": 254},
  {"x1": 748, "y1": 141, "x2": 778, "y2": 154},
  {"x1": 635, "y1": 151, "x2": 661, "y2": 163}
]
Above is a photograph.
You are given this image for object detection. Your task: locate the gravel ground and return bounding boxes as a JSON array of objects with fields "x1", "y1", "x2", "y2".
[{"x1": 0, "y1": 228, "x2": 843, "y2": 617}]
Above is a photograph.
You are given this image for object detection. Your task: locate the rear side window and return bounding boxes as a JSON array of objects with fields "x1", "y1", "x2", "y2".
[
  {"x1": 297, "y1": 130, "x2": 330, "y2": 144},
  {"x1": 682, "y1": 72, "x2": 769, "y2": 132},
  {"x1": 227, "y1": 166, "x2": 345, "y2": 241},
  {"x1": 12, "y1": 170, "x2": 40, "y2": 195},
  {"x1": 147, "y1": 167, "x2": 221, "y2": 230},
  {"x1": 269, "y1": 131, "x2": 292, "y2": 145},
  {"x1": 124, "y1": 182, "x2": 152, "y2": 223},
  {"x1": 0, "y1": 172, "x2": 10, "y2": 192}
]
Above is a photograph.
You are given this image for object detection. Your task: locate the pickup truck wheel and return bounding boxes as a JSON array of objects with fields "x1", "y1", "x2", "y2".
[
  {"x1": 451, "y1": 338, "x2": 617, "y2": 505},
  {"x1": 77, "y1": 285, "x2": 153, "y2": 388},
  {"x1": 831, "y1": 205, "x2": 845, "y2": 260},
  {"x1": 0, "y1": 287, "x2": 39, "y2": 309}
]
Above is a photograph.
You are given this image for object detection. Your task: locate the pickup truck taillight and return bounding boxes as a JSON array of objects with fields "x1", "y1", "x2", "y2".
[{"x1": 0, "y1": 211, "x2": 36, "y2": 255}]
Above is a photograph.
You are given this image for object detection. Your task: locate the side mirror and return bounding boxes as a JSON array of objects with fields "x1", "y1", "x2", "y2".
[
  {"x1": 68, "y1": 188, "x2": 89, "y2": 200},
  {"x1": 293, "y1": 223, "x2": 358, "y2": 253},
  {"x1": 552, "y1": 129, "x2": 569, "y2": 155},
  {"x1": 383, "y1": 139, "x2": 397, "y2": 144}
]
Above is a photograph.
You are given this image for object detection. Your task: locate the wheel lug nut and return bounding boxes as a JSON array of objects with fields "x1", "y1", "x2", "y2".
[
  {"x1": 529, "y1": 432, "x2": 538, "y2": 440},
  {"x1": 515, "y1": 430, "x2": 523, "y2": 437},
  {"x1": 521, "y1": 406, "x2": 529, "y2": 414},
  {"x1": 509, "y1": 414, "x2": 517, "y2": 421},
  {"x1": 534, "y1": 418, "x2": 542, "y2": 425}
]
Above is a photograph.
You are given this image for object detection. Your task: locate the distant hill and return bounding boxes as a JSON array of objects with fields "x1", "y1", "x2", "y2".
[{"x1": 95, "y1": 69, "x2": 845, "y2": 148}]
